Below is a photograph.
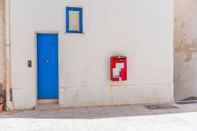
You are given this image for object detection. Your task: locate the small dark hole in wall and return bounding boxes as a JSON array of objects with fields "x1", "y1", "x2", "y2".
[{"x1": 10, "y1": 88, "x2": 12, "y2": 102}]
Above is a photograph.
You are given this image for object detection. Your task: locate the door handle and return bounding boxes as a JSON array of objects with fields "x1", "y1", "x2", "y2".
[
  {"x1": 45, "y1": 59, "x2": 49, "y2": 64},
  {"x1": 43, "y1": 57, "x2": 49, "y2": 64}
]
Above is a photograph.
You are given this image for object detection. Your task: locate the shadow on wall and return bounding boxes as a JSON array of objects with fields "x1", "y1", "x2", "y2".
[{"x1": 0, "y1": 83, "x2": 5, "y2": 111}]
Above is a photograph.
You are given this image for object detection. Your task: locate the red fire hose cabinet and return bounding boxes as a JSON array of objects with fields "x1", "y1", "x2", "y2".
[{"x1": 110, "y1": 56, "x2": 127, "y2": 81}]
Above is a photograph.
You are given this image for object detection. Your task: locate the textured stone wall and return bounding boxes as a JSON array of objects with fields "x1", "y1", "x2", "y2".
[
  {"x1": 175, "y1": 0, "x2": 197, "y2": 101},
  {"x1": 0, "y1": 0, "x2": 5, "y2": 87}
]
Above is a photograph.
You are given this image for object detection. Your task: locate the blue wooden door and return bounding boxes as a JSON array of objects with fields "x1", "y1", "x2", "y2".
[{"x1": 37, "y1": 33, "x2": 59, "y2": 99}]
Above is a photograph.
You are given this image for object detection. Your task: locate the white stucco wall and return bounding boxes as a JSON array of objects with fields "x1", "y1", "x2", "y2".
[
  {"x1": 10, "y1": 0, "x2": 64, "y2": 109},
  {"x1": 10, "y1": 0, "x2": 174, "y2": 109}
]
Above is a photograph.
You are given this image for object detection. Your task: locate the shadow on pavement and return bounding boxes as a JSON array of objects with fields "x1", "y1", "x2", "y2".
[{"x1": 1, "y1": 104, "x2": 197, "y2": 119}]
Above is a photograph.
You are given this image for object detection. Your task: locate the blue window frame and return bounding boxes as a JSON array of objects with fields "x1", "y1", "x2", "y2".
[{"x1": 66, "y1": 7, "x2": 83, "y2": 33}]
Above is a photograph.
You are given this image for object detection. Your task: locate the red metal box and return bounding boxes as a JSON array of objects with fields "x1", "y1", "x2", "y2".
[{"x1": 110, "y1": 56, "x2": 127, "y2": 81}]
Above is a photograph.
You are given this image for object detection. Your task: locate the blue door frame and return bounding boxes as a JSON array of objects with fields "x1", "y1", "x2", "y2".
[{"x1": 37, "y1": 33, "x2": 59, "y2": 99}]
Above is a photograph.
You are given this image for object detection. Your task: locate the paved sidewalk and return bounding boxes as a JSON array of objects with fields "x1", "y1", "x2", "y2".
[{"x1": 1, "y1": 104, "x2": 197, "y2": 131}]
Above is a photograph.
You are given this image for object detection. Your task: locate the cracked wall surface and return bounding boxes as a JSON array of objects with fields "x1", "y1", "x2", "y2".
[
  {"x1": 175, "y1": 0, "x2": 197, "y2": 100},
  {"x1": 0, "y1": 0, "x2": 5, "y2": 87}
]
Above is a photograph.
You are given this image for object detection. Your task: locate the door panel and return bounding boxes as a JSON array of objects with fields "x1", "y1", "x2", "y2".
[{"x1": 37, "y1": 33, "x2": 59, "y2": 99}]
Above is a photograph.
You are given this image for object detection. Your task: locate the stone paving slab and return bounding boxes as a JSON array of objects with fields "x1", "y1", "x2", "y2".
[{"x1": 1, "y1": 104, "x2": 197, "y2": 130}]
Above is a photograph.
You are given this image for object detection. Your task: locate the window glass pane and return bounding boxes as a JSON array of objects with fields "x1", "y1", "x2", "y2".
[
  {"x1": 69, "y1": 11, "x2": 80, "y2": 31},
  {"x1": 66, "y1": 7, "x2": 83, "y2": 33}
]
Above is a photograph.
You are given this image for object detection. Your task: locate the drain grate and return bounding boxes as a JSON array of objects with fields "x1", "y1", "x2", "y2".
[
  {"x1": 177, "y1": 96, "x2": 197, "y2": 104},
  {"x1": 145, "y1": 104, "x2": 178, "y2": 110},
  {"x1": 182, "y1": 96, "x2": 197, "y2": 101}
]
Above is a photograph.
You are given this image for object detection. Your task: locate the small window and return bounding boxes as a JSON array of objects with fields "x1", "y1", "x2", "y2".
[{"x1": 66, "y1": 7, "x2": 83, "y2": 33}]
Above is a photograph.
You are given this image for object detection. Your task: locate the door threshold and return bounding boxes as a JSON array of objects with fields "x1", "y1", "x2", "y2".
[{"x1": 37, "y1": 99, "x2": 58, "y2": 105}]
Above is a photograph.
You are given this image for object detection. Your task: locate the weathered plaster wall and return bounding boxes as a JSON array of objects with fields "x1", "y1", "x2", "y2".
[
  {"x1": 175, "y1": 0, "x2": 197, "y2": 101},
  {"x1": 0, "y1": 0, "x2": 5, "y2": 87}
]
